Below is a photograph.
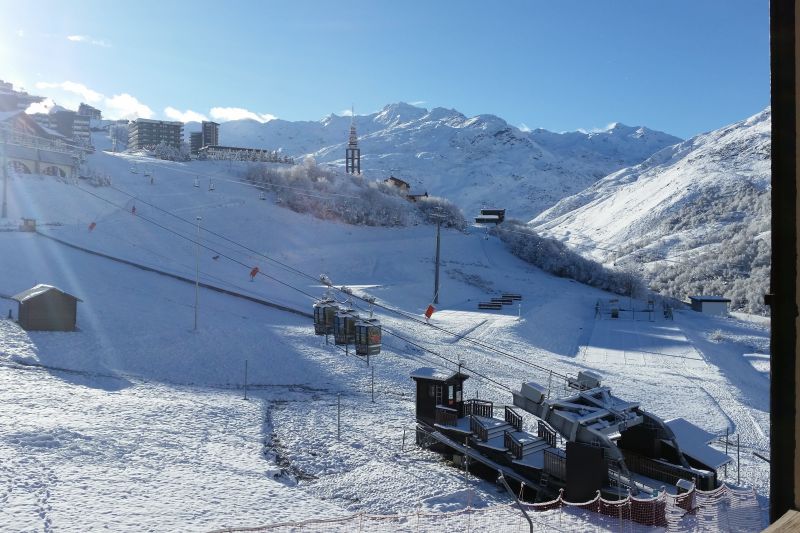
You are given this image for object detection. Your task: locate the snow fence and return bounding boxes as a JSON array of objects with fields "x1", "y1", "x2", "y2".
[{"x1": 210, "y1": 483, "x2": 762, "y2": 532}]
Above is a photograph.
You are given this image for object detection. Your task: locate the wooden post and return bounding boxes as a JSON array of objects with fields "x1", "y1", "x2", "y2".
[
  {"x1": 724, "y1": 428, "x2": 729, "y2": 476},
  {"x1": 243, "y1": 359, "x2": 248, "y2": 400},
  {"x1": 737, "y1": 434, "x2": 740, "y2": 485}
]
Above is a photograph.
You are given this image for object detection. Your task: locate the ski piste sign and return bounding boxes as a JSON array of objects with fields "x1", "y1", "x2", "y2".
[{"x1": 425, "y1": 305, "x2": 435, "y2": 319}]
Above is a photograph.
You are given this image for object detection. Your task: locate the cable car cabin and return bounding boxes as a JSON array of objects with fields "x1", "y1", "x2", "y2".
[
  {"x1": 333, "y1": 310, "x2": 358, "y2": 345},
  {"x1": 410, "y1": 367, "x2": 469, "y2": 427},
  {"x1": 313, "y1": 300, "x2": 339, "y2": 335},
  {"x1": 355, "y1": 318, "x2": 381, "y2": 356}
]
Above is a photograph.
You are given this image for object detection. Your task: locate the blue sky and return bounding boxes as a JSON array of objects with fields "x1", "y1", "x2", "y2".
[{"x1": 0, "y1": 0, "x2": 768, "y2": 138}]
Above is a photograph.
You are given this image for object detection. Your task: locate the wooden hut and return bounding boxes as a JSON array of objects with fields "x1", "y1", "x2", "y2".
[
  {"x1": 689, "y1": 295, "x2": 731, "y2": 317},
  {"x1": 11, "y1": 284, "x2": 81, "y2": 331},
  {"x1": 410, "y1": 367, "x2": 468, "y2": 426},
  {"x1": 475, "y1": 208, "x2": 506, "y2": 225}
]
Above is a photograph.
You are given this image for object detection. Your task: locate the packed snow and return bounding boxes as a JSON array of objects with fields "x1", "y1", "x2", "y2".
[{"x1": 0, "y1": 131, "x2": 769, "y2": 531}]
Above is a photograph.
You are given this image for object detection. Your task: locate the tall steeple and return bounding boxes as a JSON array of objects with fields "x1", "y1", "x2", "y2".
[{"x1": 345, "y1": 106, "x2": 361, "y2": 175}]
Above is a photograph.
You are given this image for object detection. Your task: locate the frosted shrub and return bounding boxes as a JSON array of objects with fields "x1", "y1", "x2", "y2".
[
  {"x1": 708, "y1": 329, "x2": 725, "y2": 343},
  {"x1": 245, "y1": 162, "x2": 466, "y2": 229},
  {"x1": 491, "y1": 221, "x2": 646, "y2": 296},
  {"x1": 648, "y1": 186, "x2": 770, "y2": 315}
]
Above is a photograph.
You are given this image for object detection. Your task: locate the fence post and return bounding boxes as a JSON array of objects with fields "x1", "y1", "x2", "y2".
[
  {"x1": 402, "y1": 428, "x2": 406, "y2": 452},
  {"x1": 371, "y1": 366, "x2": 375, "y2": 403},
  {"x1": 737, "y1": 434, "x2": 740, "y2": 485},
  {"x1": 724, "y1": 428, "x2": 729, "y2": 477},
  {"x1": 337, "y1": 393, "x2": 341, "y2": 441},
  {"x1": 243, "y1": 359, "x2": 248, "y2": 400}
]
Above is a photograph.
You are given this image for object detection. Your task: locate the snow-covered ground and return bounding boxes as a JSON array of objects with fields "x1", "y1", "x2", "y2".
[{"x1": 0, "y1": 136, "x2": 769, "y2": 531}]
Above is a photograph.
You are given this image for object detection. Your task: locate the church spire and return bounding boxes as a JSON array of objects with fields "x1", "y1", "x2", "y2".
[{"x1": 346, "y1": 106, "x2": 361, "y2": 175}]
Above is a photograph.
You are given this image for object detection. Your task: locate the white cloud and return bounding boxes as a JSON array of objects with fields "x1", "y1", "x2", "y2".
[
  {"x1": 518, "y1": 123, "x2": 531, "y2": 133},
  {"x1": 409, "y1": 100, "x2": 427, "y2": 106},
  {"x1": 339, "y1": 109, "x2": 354, "y2": 117},
  {"x1": 164, "y1": 106, "x2": 208, "y2": 122},
  {"x1": 67, "y1": 34, "x2": 111, "y2": 48},
  {"x1": 105, "y1": 93, "x2": 154, "y2": 120},
  {"x1": 25, "y1": 97, "x2": 56, "y2": 115},
  {"x1": 35, "y1": 81, "x2": 103, "y2": 103},
  {"x1": 209, "y1": 106, "x2": 276, "y2": 123}
]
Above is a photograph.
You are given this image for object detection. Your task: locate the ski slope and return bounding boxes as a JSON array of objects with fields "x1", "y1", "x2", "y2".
[{"x1": 0, "y1": 137, "x2": 770, "y2": 531}]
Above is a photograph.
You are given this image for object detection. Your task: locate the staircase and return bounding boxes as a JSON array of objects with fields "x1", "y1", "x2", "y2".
[
  {"x1": 505, "y1": 431, "x2": 551, "y2": 460},
  {"x1": 470, "y1": 415, "x2": 511, "y2": 443}
]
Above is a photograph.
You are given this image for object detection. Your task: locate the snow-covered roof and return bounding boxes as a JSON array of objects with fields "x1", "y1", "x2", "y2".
[
  {"x1": 12, "y1": 284, "x2": 82, "y2": 303},
  {"x1": 689, "y1": 295, "x2": 731, "y2": 303},
  {"x1": 666, "y1": 417, "x2": 731, "y2": 469},
  {"x1": 410, "y1": 367, "x2": 468, "y2": 382}
]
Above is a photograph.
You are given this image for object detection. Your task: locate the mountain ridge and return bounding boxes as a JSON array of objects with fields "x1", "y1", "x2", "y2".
[{"x1": 187, "y1": 102, "x2": 681, "y2": 219}]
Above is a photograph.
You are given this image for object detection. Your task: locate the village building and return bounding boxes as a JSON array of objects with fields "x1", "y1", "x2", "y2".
[
  {"x1": 345, "y1": 113, "x2": 360, "y2": 174},
  {"x1": 384, "y1": 176, "x2": 410, "y2": 192},
  {"x1": 11, "y1": 284, "x2": 82, "y2": 331},
  {"x1": 689, "y1": 295, "x2": 731, "y2": 317},
  {"x1": 189, "y1": 132, "x2": 203, "y2": 154},
  {"x1": 32, "y1": 107, "x2": 91, "y2": 147},
  {"x1": 0, "y1": 81, "x2": 44, "y2": 112},
  {"x1": 0, "y1": 111, "x2": 80, "y2": 178},
  {"x1": 77, "y1": 102, "x2": 102, "y2": 120},
  {"x1": 128, "y1": 118, "x2": 184, "y2": 150},
  {"x1": 201, "y1": 121, "x2": 219, "y2": 147},
  {"x1": 475, "y1": 208, "x2": 506, "y2": 225},
  {"x1": 197, "y1": 144, "x2": 280, "y2": 161}
]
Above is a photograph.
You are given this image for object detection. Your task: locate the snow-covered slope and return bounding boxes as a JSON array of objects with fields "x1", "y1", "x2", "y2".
[
  {"x1": 194, "y1": 103, "x2": 680, "y2": 219},
  {"x1": 531, "y1": 108, "x2": 771, "y2": 312},
  {"x1": 0, "y1": 134, "x2": 769, "y2": 530}
]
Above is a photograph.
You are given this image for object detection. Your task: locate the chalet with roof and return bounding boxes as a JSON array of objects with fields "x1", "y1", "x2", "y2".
[
  {"x1": 689, "y1": 295, "x2": 731, "y2": 317},
  {"x1": 11, "y1": 284, "x2": 82, "y2": 331},
  {"x1": 384, "y1": 176, "x2": 410, "y2": 192}
]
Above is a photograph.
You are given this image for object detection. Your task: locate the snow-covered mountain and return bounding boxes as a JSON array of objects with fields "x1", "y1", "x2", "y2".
[
  {"x1": 531, "y1": 108, "x2": 771, "y2": 312},
  {"x1": 189, "y1": 102, "x2": 680, "y2": 219}
]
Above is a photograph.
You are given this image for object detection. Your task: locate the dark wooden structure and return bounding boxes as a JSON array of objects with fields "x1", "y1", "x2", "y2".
[
  {"x1": 410, "y1": 367, "x2": 468, "y2": 426},
  {"x1": 475, "y1": 208, "x2": 506, "y2": 225},
  {"x1": 11, "y1": 284, "x2": 81, "y2": 331},
  {"x1": 384, "y1": 176, "x2": 410, "y2": 191}
]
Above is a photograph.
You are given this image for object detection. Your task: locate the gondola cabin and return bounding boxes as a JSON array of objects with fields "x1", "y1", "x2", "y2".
[
  {"x1": 410, "y1": 367, "x2": 468, "y2": 427},
  {"x1": 313, "y1": 299, "x2": 339, "y2": 335},
  {"x1": 355, "y1": 318, "x2": 381, "y2": 355},
  {"x1": 333, "y1": 309, "x2": 358, "y2": 345}
]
